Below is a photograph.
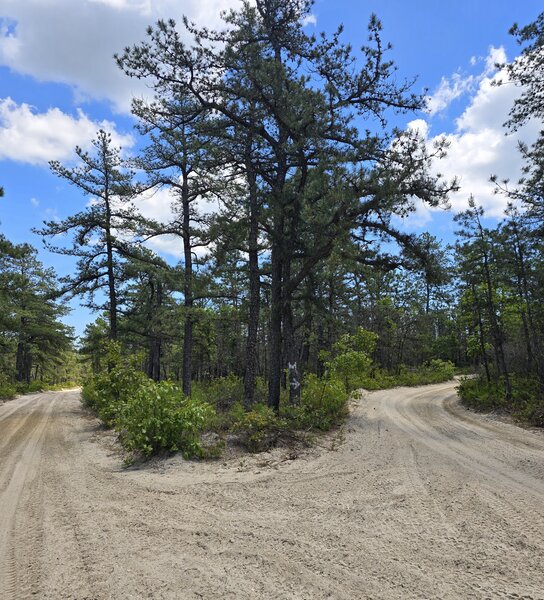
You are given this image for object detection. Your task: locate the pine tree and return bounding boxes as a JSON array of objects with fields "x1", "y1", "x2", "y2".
[
  {"x1": 0, "y1": 238, "x2": 72, "y2": 383},
  {"x1": 36, "y1": 130, "x2": 136, "y2": 340},
  {"x1": 117, "y1": 0, "x2": 455, "y2": 409}
]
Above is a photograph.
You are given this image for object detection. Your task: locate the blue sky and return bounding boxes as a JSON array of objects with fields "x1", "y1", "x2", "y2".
[{"x1": 0, "y1": 0, "x2": 542, "y2": 337}]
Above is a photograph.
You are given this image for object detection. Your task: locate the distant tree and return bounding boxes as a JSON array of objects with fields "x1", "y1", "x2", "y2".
[
  {"x1": 36, "y1": 130, "x2": 137, "y2": 340},
  {"x1": 129, "y1": 96, "x2": 221, "y2": 395},
  {"x1": 120, "y1": 249, "x2": 176, "y2": 382},
  {"x1": 0, "y1": 238, "x2": 72, "y2": 383},
  {"x1": 455, "y1": 199, "x2": 512, "y2": 399},
  {"x1": 79, "y1": 315, "x2": 109, "y2": 374}
]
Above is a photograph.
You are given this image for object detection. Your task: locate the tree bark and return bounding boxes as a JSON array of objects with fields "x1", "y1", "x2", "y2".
[
  {"x1": 243, "y1": 156, "x2": 261, "y2": 410},
  {"x1": 268, "y1": 238, "x2": 283, "y2": 412},
  {"x1": 104, "y1": 198, "x2": 117, "y2": 341},
  {"x1": 481, "y1": 248, "x2": 512, "y2": 400},
  {"x1": 147, "y1": 279, "x2": 163, "y2": 382},
  {"x1": 471, "y1": 282, "x2": 491, "y2": 383},
  {"x1": 181, "y1": 174, "x2": 193, "y2": 397}
]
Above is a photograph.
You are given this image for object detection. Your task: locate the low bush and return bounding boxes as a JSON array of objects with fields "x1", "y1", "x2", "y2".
[
  {"x1": 15, "y1": 381, "x2": 45, "y2": 394},
  {"x1": 116, "y1": 380, "x2": 215, "y2": 458},
  {"x1": 458, "y1": 375, "x2": 544, "y2": 427},
  {"x1": 231, "y1": 402, "x2": 286, "y2": 452},
  {"x1": 323, "y1": 328, "x2": 377, "y2": 392},
  {"x1": 1, "y1": 378, "x2": 80, "y2": 400},
  {"x1": 82, "y1": 343, "x2": 215, "y2": 459},
  {"x1": 192, "y1": 374, "x2": 244, "y2": 412},
  {"x1": 358, "y1": 359, "x2": 455, "y2": 390},
  {"x1": 0, "y1": 375, "x2": 16, "y2": 400},
  {"x1": 81, "y1": 344, "x2": 148, "y2": 427},
  {"x1": 229, "y1": 373, "x2": 349, "y2": 451},
  {"x1": 82, "y1": 366, "x2": 148, "y2": 427},
  {"x1": 293, "y1": 374, "x2": 348, "y2": 431},
  {"x1": 457, "y1": 377, "x2": 505, "y2": 412}
]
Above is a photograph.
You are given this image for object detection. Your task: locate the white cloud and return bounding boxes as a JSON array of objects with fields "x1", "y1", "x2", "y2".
[
  {"x1": 133, "y1": 186, "x2": 177, "y2": 224},
  {"x1": 143, "y1": 233, "x2": 182, "y2": 258},
  {"x1": 0, "y1": 0, "x2": 242, "y2": 112},
  {"x1": 484, "y1": 46, "x2": 507, "y2": 75},
  {"x1": 88, "y1": 0, "x2": 151, "y2": 12},
  {"x1": 426, "y1": 72, "x2": 476, "y2": 116},
  {"x1": 301, "y1": 13, "x2": 317, "y2": 26},
  {"x1": 30, "y1": 196, "x2": 39, "y2": 206},
  {"x1": 43, "y1": 206, "x2": 60, "y2": 222},
  {"x1": 425, "y1": 46, "x2": 507, "y2": 117},
  {"x1": 406, "y1": 118, "x2": 429, "y2": 138},
  {"x1": 0, "y1": 97, "x2": 134, "y2": 164},
  {"x1": 393, "y1": 199, "x2": 433, "y2": 232},
  {"x1": 420, "y1": 48, "x2": 539, "y2": 217}
]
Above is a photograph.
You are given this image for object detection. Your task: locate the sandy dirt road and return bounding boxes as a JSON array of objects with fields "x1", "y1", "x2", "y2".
[{"x1": 1, "y1": 383, "x2": 544, "y2": 600}]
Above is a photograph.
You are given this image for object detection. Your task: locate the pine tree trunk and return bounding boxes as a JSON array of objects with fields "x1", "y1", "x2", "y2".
[
  {"x1": 182, "y1": 179, "x2": 193, "y2": 397},
  {"x1": 482, "y1": 251, "x2": 512, "y2": 400},
  {"x1": 243, "y1": 160, "x2": 260, "y2": 410},
  {"x1": 268, "y1": 240, "x2": 283, "y2": 412},
  {"x1": 148, "y1": 280, "x2": 163, "y2": 382},
  {"x1": 104, "y1": 196, "x2": 117, "y2": 341},
  {"x1": 15, "y1": 338, "x2": 26, "y2": 382},
  {"x1": 471, "y1": 283, "x2": 491, "y2": 383}
]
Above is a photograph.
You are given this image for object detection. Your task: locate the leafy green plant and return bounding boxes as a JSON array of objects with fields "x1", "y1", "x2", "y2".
[
  {"x1": 231, "y1": 403, "x2": 285, "y2": 452},
  {"x1": 458, "y1": 374, "x2": 544, "y2": 426},
  {"x1": 457, "y1": 377, "x2": 506, "y2": 412},
  {"x1": 81, "y1": 342, "x2": 148, "y2": 427},
  {"x1": 323, "y1": 328, "x2": 378, "y2": 391},
  {"x1": 424, "y1": 359, "x2": 455, "y2": 381},
  {"x1": 295, "y1": 374, "x2": 348, "y2": 431},
  {"x1": 116, "y1": 380, "x2": 215, "y2": 458},
  {"x1": 81, "y1": 343, "x2": 215, "y2": 458},
  {"x1": 15, "y1": 381, "x2": 45, "y2": 394},
  {"x1": 192, "y1": 374, "x2": 244, "y2": 411},
  {"x1": 357, "y1": 359, "x2": 455, "y2": 390},
  {"x1": 0, "y1": 375, "x2": 16, "y2": 400}
]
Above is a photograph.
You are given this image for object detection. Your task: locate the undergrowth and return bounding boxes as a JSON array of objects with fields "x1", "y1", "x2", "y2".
[
  {"x1": 81, "y1": 334, "x2": 457, "y2": 461},
  {"x1": 0, "y1": 377, "x2": 79, "y2": 400},
  {"x1": 458, "y1": 375, "x2": 544, "y2": 427}
]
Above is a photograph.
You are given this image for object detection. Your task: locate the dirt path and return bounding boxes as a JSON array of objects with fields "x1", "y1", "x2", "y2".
[{"x1": 1, "y1": 383, "x2": 544, "y2": 600}]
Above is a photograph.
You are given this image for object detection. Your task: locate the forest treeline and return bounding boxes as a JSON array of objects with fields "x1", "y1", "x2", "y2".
[{"x1": 1, "y1": 2, "x2": 543, "y2": 455}]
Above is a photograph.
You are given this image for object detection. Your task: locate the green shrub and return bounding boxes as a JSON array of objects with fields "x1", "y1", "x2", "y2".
[
  {"x1": 15, "y1": 381, "x2": 45, "y2": 394},
  {"x1": 423, "y1": 359, "x2": 456, "y2": 382},
  {"x1": 323, "y1": 328, "x2": 377, "y2": 392},
  {"x1": 328, "y1": 350, "x2": 373, "y2": 391},
  {"x1": 0, "y1": 375, "x2": 16, "y2": 400},
  {"x1": 116, "y1": 380, "x2": 215, "y2": 458},
  {"x1": 295, "y1": 374, "x2": 348, "y2": 431},
  {"x1": 458, "y1": 375, "x2": 544, "y2": 427},
  {"x1": 81, "y1": 343, "x2": 148, "y2": 427},
  {"x1": 457, "y1": 377, "x2": 504, "y2": 411},
  {"x1": 516, "y1": 398, "x2": 544, "y2": 427},
  {"x1": 82, "y1": 367, "x2": 147, "y2": 427},
  {"x1": 510, "y1": 377, "x2": 544, "y2": 427},
  {"x1": 192, "y1": 374, "x2": 244, "y2": 411},
  {"x1": 357, "y1": 359, "x2": 455, "y2": 390},
  {"x1": 231, "y1": 403, "x2": 285, "y2": 452}
]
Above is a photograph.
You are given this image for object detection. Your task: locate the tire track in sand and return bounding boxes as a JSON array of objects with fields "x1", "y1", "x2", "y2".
[{"x1": 0, "y1": 393, "x2": 58, "y2": 600}]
